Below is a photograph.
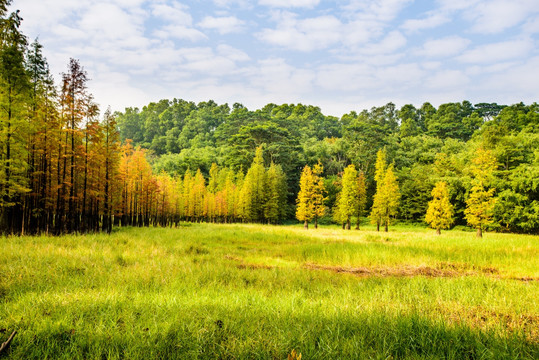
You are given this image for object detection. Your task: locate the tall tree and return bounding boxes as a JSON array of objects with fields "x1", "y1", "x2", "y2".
[
  {"x1": 370, "y1": 149, "x2": 387, "y2": 231},
  {"x1": 465, "y1": 147, "x2": 497, "y2": 238},
  {"x1": 296, "y1": 165, "x2": 315, "y2": 229},
  {"x1": 337, "y1": 164, "x2": 359, "y2": 230},
  {"x1": 264, "y1": 162, "x2": 286, "y2": 224},
  {"x1": 355, "y1": 170, "x2": 367, "y2": 230},
  {"x1": 425, "y1": 181, "x2": 453, "y2": 235},
  {"x1": 0, "y1": 8, "x2": 29, "y2": 233},
  {"x1": 312, "y1": 161, "x2": 326, "y2": 229},
  {"x1": 60, "y1": 58, "x2": 92, "y2": 232}
]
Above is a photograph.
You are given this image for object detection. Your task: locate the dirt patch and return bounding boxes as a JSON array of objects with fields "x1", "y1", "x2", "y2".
[
  {"x1": 510, "y1": 276, "x2": 538, "y2": 282},
  {"x1": 304, "y1": 262, "x2": 476, "y2": 278}
]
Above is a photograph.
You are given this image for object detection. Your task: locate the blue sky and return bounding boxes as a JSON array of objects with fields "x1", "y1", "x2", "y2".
[{"x1": 11, "y1": 0, "x2": 539, "y2": 116}]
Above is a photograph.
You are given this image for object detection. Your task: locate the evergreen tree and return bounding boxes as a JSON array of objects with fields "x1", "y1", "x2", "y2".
[
  {"x1": 425, "y1": 181, "x2": 453, "y2": 234},
  {"x1": 371, "y1": 163, "x2": 400, "y2": 232},
  {"x1": 296, "y1": 165, "x2": 315, "y2": 229},
  {"x1": 0, "y1": 8, "x2": 29, "y2": 233},
  {"x1": 337, "y1": 164, "x2": 359, "y2": 230},
  {"x1": 264, "y1": 162, "x2": 286, "y2": 224},
  {"x1": 370, "y1": 149, "x2": 387, "y2": 231},
  {"x1": 312, "y1": 161, "x2": 326, "y2": 229},
  {"x1": 465, "y1": 148, "x2": 497, "y2": 237},
  {"x1": 355, "y1": 170, "x2": 367, "y2": 229}
]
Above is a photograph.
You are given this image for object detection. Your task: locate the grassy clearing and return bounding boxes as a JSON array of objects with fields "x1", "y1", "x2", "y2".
[{"x1": 0, "y1": 223, "x2": 537, "y2": 359}]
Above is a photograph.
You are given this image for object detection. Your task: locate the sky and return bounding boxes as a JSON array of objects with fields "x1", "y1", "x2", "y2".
[{"x1": 9, "y1": 0, "x2": 539, "y2": 116}]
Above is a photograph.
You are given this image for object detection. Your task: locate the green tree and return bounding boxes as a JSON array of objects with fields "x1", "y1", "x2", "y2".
[
  {"x1": 425, "y1": 181, "x2": 453, "y2": 234},
  {"x1": 312, "y1": 161, "x2": 326, "y2": 229},
  {"x1": 336, "y1": 164, "x2": 359, "y2": 230},
  {"x1": 264, "y1": 162, "x2": 286, "y2": 224},
  {"x1": 370, "y1": 149, "x2": 387, "y2": 231},
  {"x1": 355, "y1": 170, "x2": 367, "y2": 229},
  {"x1": 465, "y1": 148, "x2": 497, "y2": 238}
]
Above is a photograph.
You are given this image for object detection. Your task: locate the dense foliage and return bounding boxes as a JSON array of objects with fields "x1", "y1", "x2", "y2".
[
  {"x1": 115, "y1": 97, "x2": 538, "y2": 233},
  {"x1": 1, "y1": 2, "x2": 538, "y2": 234}
]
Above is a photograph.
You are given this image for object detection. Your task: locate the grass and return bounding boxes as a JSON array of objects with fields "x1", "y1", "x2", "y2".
[{"x1": 0, "y1": 223, "x2": 537, "y2": 359}]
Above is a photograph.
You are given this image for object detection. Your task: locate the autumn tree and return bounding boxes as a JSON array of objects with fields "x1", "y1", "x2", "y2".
[
  {"x1": 337, "y1": 164, "x2": 359, "y2": 230},
  {"x1": 425, "y1": 181, "x2": 453, "y2": 234},
  {"x1": 312, "y1": 161, "x2": 326, "y2": 228},
  {"x1": 465, "y1": 147, "x2": 497, "y2": 238},
  {"x1": 296, "y1": 165, "x2": 315, "y2": 228},
  {"x1": 371, "y1": 157, "x2": 400, "y2": 232}
]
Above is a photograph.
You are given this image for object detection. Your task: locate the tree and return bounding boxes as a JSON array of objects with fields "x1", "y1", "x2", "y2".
[
  {"x1": 371, "y1": 149, "x2": 400, "y2": 232},
  {"x1": 264, "y1": 162, "x2": 286, "y2": 224},
  {"x1": 355, "y1": 171, "x2": 367, "y2": 229},
  {"x1": 425, "y1": 181, "x2": 453, "y2": 234},
  {"x1": 312, "y1": 161, "x2": 326, "y2": 229},
  {"x1": 370, "y1": 149, "x2": 387, "y2": 231},
  {"x1": 296, "y1": 165, "x2": 314, "y2": 229},
  {"x1": 336, "y1": 164, "x2": 359, "y2": 230},
  {"x1": 0, "y1": 8, "x2": 29, "y2": 233},
  {"x1": 465, "y1": 148, "x2": 497, "y2": 238}
]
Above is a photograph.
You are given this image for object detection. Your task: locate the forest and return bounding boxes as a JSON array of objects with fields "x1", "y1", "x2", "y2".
[{"x1": 1, "y1": 1, "x2": 538, "y2": 235}]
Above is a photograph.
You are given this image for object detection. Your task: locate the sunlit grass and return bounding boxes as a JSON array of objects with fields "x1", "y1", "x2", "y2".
[{"x1": 0, "y1": 223, "x2": 537, "y2": 359}]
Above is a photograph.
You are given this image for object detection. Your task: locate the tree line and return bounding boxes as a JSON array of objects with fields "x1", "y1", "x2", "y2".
[
  {"x1": 2, "y1": 1, "x2": 538, "y2": 235},
  {"x1": 296, "y1": 147, "x2": 498, "y2": 237},
  {"x1": 116, "y1": 98, "x2": 538, "y2": 234}
]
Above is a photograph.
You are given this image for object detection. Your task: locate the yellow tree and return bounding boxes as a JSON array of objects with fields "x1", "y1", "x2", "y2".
[
  {"x1": 425, "y1": 181, "x2": 453, "y2": 235},
  {"x1": 312, "y1": 161, "x2": 326, "y2": 229},
  {"x1": 296, "y1": 165, "x2": 315, "y2": 229},
  {"x1": 465, "y1": 147, "x2": 497, "y2": 238},
  {"x1": 371, "y1": 164, "x2": 400, "y2": 232},
  {"x1": 336, "y1": 164, "x2": 359, "y2": 230}
]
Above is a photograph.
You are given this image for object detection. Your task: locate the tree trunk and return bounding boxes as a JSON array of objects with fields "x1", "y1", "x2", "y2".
[
  {"x1": 436, "y1": 228, "x2": 441, "y2": 235},
  {"x1": 476, "y1": 227, "x2": 482, "y2": 238},
  {"x1": 314, "y1": 217, "x2": 318, "y2": 229},
  {"x1": 346, "y1": 216, "x2": 351, "y2": 230},
  {"x1": 376, "y1": 221, "x2": 380, "y2": 232},
  {"x1": 304, "y1": 220, "x2": 308, "y2": 229}
]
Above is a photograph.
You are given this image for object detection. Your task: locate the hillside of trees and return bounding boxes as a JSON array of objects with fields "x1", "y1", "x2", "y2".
[
  {"x1": 115, "y1": 98, "x2": 538, "y2": 233},
  {"x1": 1, "y1": 1, "x2": 538, "y2": 235}
]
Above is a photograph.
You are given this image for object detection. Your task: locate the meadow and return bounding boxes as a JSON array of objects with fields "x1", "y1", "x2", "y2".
[{"x1": 0, "y1": 223, "x2": 537, "y2": 359}]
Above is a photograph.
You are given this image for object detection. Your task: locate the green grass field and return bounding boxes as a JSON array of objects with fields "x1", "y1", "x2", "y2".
[{"x1": 1, "y1": 223, "x2": 537, "y2": 359}]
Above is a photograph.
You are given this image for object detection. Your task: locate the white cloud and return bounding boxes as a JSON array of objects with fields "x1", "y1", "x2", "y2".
[
  {"x1": 217, "y1": 44, "x2": 250, "y2": 62},
  {"x1": 257, "y1": 14, "x2": 343, "y2": 51},
  {"x1": 259, "y1": 0, "x2": 320, "y2": 8},
  {"x1": 155, "y1": 25, "x2": 208, "y2": 42},
  {"x1": 417, "y1": 36, "x2": 471, "y2": 58},
  {"x1": 363, "y1": 30, "x2": 406, "y2": 55},
  {"x1": 151, "y1": 3, "x2": 193, "y2": 25},
  {"x1": 457, "y1": 38, "x2": 533, "y2": 63},
  {"x1": 401, "y1": 13, "x2": 450, "y2": 33},
  {"x1": 198, "y1": 16, "x2": 245, "y2": 34},
  {"x1": 424, "y1": 70, "x2": 469, "y2": 90},
  {"x1": 345, "y1": 0, "x2": 414, "y2": 22},
  {"x1": 468, "y1": 0, "x2": 534, "y2": 34}
]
